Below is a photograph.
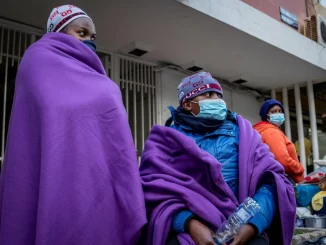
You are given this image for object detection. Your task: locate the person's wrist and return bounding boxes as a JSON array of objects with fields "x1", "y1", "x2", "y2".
[
  {"x1": 184, "y1": 214, "x2": 196, "y2": 233},
  {"x1": 245, "y1": 224, "x2": 257, "y2": 237},
  {"x1": 188, "y1": 219, "x2": 198, "y2": 233},
  {"x1": 188, "y1": 219, "x2": 205, "y2": 235}
]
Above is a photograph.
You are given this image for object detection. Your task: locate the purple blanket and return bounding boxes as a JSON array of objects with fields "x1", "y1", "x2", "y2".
[
  {"x1": 140, "y1": 115, "x2": 296, "y2": 245},
  {"x1": 0, "y1": 33, "x2": 146, "y2": 245}
]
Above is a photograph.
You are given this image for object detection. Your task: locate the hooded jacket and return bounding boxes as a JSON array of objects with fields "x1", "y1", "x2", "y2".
[{"x1": 253, "y1": 121, "x2": 304, "y2": 183}]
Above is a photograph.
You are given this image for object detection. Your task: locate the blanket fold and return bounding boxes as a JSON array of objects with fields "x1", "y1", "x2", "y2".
[
  {"x1": 0, "y1": 33, "x2": 146, "y2": 245},
  {"x1": 140, "y1": 115, "x2": 296, "y2": 245}
]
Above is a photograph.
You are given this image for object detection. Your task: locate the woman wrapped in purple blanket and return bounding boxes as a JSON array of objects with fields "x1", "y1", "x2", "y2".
[
  {"x1": 139, "y1": 72, "x2": 296, "y2": 245},
  {"x1": 0, "y1": 5, "x2": 146, "y2": 245}
]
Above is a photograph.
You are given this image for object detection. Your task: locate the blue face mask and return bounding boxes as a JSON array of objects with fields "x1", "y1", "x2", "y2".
[
  {"x1": 269, "y1": 113, "x2": 285, "y2": 126},
  {"x1": 82, "y1": 40, "x2": 97, "y2": 52},
  {"x1": 191, "y1": 99, "x2": 227, "y2": 120}
]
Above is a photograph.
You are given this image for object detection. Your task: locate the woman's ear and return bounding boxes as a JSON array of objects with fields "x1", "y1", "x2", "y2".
[{"x1": 182, "y1": 100, "x2": 192, "y2": 111}]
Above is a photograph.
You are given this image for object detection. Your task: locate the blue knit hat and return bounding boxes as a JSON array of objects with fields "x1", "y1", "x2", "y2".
[
  {"x1": 177, "y1": 72, "x2": 223, "y2": 105},
  {"x1": 260, "y1": 99, "x2": 284, "y2": 121}
]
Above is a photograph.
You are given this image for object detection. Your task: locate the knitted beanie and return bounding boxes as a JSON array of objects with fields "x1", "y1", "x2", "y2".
[{"x1": 47, "y1": 5, "x2": 92, "y2": 33}]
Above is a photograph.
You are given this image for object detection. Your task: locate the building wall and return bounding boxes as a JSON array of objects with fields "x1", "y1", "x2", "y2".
[
  {"x1": 160, "y1": 70, "x2": 262, "y2": 125},
  {"x1": 242, "y1": 0, "x2": 307, "y2": 30}
]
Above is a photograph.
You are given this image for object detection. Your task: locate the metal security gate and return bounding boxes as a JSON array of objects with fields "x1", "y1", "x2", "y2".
[
  {"x1": 118, "y1": 56, "x2": 159, "y2": 159},
  {"x1": 0, "y1": 21, "x2": 42, "y2": 165},
  {"x1": 0, "y1": 19, "x2": 160, "y2": 165},
  {"x1": 98, "y1": 52, "x2": 112, "y2": 78}
]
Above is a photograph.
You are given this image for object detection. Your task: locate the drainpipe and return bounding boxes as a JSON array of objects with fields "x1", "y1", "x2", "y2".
[
  {"x1": 282, "y1": 87, "x2": 292, "y2": 141},
  {"x1": 271, "y1": 89, "x2": 276, "y2": 99},
  {"x1": 307, "y1": 81, "x2": 320, "y2": 169},
  {"x1": 294, "y1": 84, "x2": 307, "y2": 175}
]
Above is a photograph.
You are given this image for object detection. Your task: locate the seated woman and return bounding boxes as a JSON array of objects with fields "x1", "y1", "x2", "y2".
[
  {"x1": 139, "y1": 72, "x2": 296, "y2": 245},
  {"x1": 253, "y1": 99, "x2": 304, "y2": 183}
]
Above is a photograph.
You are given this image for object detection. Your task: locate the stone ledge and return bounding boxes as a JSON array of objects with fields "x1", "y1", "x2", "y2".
[{"x1": 292, "y1": 228, "x2": 326, "y2": 245}]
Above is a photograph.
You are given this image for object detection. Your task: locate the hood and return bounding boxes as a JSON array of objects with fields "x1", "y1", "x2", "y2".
[{"x1": 253, "y1": 121, "x2": 279, "y2": 134}]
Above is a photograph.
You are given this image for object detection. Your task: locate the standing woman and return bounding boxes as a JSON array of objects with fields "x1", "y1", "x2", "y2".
[
  {"x1": 253, "y1": 99, "x2": 304, "y2": 183},
  {"x1": 0, "y1": 5, "x2": 146, "y2": 245}
]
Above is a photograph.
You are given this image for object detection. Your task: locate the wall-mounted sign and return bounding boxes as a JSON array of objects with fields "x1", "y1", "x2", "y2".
[{"x1": 280, "y1": 7, "x2": 298, "y2": 30}]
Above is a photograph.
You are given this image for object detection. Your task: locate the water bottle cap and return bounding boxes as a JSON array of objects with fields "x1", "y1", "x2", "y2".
[{"x1": 213, "y1": 237, "x2": 222, "y2": 245}]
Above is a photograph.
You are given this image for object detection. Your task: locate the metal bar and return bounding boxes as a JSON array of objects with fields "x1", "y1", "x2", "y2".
[
  {"x1": 121, "y1": 59, "x2": 125, "y2": 89},
  {"x1": 30, "y1": 34, "x2": 36, "y2": 44},
  {"x1": 133, "y1": 62, "x2": 137, "y2": 149},
  {"x1": 17, "y1": 32, "x2": 22, "y2": 65},
  {"x1": 151, "y1": 66, "x2": 156, "y2": 124},
  {"x1": 129, "y1": 61, "x2": 133, "y2": 92},
  {"x1": 107, "y1": 54, "x2": 111, "y2": 78},
  {"x1": 271, "y1": 89, "x2": 276, "y2": 99},
  {"x1": 11, "y1": 30, "x2": 16, "y2": 66},
  {"x1": 282, "y1": 87, "x2": 291, "y2": 141},
  {"x1": 307, "y1": 81, "x2": 320, "y2": 169},
  {"x1": 1, "y1": 29, "x2": 10, "y2": 163},
  {"x1": 0, "y1": 27, "x2": 4, "y2": 64},
  {"x1": 24, "y1": 32, "x2": 27, "y2": 53},
  {"x1": 104, "y1": 55, "x2": 109, "y2": 76},
  {"x1": 125, "y1": 60, "x2": 129, "y2": 116},
  {"x1": 137, "y1": 62, "x2": 140, "y2": 92},
  {"x1": 140, "y1": 64, "x2": 145, "y2": 151},
  {"x1": 156, "y1": 71, "x2": 163, "y2": 125},
  {"x1": 111, "y1": 54, "x2": 120, "y2": 87},
  {"x1": 152, "y1": 67, "x2": 156, "y2": 95},
  {"x1": 136, "y1": 62, "x2": 140, "y2": 154},
  {"x1": 148, "y1": 66, "x2": 152, "y2": 128},
  {"x1": 144, "y1": 65, "x2": 148, "y2": 93},
  {"x1": 294, "y1": 84, "x2": 306, "y2": 175}
]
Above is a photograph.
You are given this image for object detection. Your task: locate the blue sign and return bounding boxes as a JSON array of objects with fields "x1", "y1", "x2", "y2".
[{"x1": 280, "y1": 7, "x2": 298, "y2": 30}]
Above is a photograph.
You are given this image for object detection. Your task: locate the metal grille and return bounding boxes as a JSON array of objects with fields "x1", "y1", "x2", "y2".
[
  {"x1": 98, "y1": 52, "x2": 112, "y2": 78},
  {"x1": 0, "y1": 25, "x2": 41, "y2": 165},
  {"x1": 119, "y1": 57, "x2": 158, "y2": 159}
]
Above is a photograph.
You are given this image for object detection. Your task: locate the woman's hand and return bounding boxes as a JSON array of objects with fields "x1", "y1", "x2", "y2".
[
  {"x1": 188, "y1": 219, "x2": 221, "y2": 245},
  {"x1": 230, "y1": 224, "x2": 256, "y2": 245}
]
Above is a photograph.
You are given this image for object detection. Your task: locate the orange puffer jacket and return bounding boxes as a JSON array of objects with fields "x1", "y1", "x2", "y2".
[{"x1": 253, "y1": 121, "x2": 304, "y2": 183}]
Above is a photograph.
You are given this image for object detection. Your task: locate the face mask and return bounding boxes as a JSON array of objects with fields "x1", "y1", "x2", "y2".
[
  {"x1": 268, "y1": 113, "x2": 285, "y2": 126},
  {"x1": 191, "y1": 99, "x2": 227, "y2": 120},
  {"x1": 82, "y1": 40, "x2": 97, "y2": 52}
]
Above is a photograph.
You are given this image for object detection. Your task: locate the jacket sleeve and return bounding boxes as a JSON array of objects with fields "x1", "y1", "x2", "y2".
[
  {"x1": 262, "y1": 129, "x2": 304, "y2": 183},
  {"x1": 172, "y1": 210, "x2": 195, "y2": 233},
  {"x1": 249, "y1": 184, "x2": 277, "y2": 235}
]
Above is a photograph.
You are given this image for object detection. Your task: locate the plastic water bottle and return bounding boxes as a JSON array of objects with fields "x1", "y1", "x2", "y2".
[{"x1": 213, "y1": 197, "x2": 261, "y2": 245}]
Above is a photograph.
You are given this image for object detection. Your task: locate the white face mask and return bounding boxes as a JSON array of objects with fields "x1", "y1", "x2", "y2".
[
  {"x1": 190, "y1": 99, "x2": 227, "y2": 120},
  {"x1": 268, "y1": 113, "x2": 285, "y2": 127}
]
